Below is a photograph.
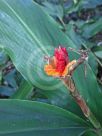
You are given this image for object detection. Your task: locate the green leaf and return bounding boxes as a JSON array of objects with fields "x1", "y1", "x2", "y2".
[
  {"x1": 0, "y1": 49, "x2": 8, "y2": 66},
  {"x1": 91, "y1": 46, "x2": 102, "y2": 59},
  {"x1": 64, "y1": 0, "x2": 82, "y2": 14},
  {"x1": 0, "y1": 71, "x2": 2, "y2": 84},
  {"x1": 65, "y1": 0, "x2": 102, "y2": 13},
  {"x1": 65, "y1": 21, "x2": 98, "y2": 74},
  {"x1": 41, "y1": 1, "x2": 63, "y2": 18},
  {"x1": 65, "y1": 21, "x2": 102, "y2": 123},
  {"x1": 91, "y1": 46, "x2": 102, "y2": 52},
  {"x1": 66, "y1": 21, "x2": 83, "y2": 48},
  {"x1": 11, "y1": 79, "x2": 33, "y2": 99},
  {"x1": 94, "y1": 51, "x2": 102, "y2": 59},
  {"x1": 0, "y1": 99, "x2": 89, "y2": 136},
  {"x1": 81, "y1": 18, "x2": 102, "y2": 38},
  {"x1": 79, "y1": 0, "x2": 102, "y2": 9},
  {"x1": 35, "y1": 88, "x2": 86, "y2": 118},
  {"x1": 72, "y1": 56, "x2": 102, "y2": 124},
  {"x1": 0, "y1": 86, "x2": 14, "y2": 96}
]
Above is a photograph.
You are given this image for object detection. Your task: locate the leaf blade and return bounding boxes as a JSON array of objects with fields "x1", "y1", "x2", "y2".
[{"x1": 0, "y1": 99, "x2": 89, "y2": 136}]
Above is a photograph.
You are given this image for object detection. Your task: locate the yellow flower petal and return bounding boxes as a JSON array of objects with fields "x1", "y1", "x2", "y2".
[
  {"x1": 62, "y1": 60, "x2": 77, "y2": 76},
  {"x1": 44, "y1": 60, "x2": 77, "y2": 77},
  {"x1": 44, "y1": 64, "x2": 61, "y2": 76}
]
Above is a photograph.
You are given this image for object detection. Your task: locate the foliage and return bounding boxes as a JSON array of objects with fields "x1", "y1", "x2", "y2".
[{"x1": 0, "y1": 0, "x2": 102, "y2": 135}]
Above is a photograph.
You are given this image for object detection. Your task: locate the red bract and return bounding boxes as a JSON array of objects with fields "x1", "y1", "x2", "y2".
[
  {"x1": 54, "y1": 46, "x2": 69, "y2": 73},
  {"x1": 44, "y1": 46, "x2": 76, "y2": 77}
]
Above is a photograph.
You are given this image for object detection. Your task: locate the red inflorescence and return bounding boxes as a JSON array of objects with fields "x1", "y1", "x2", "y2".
[
  {"x1": 44, "y1": 46, "x2": 76, "y2": 77},
  {"x1": 54, "y1": 46, "x2": 69, "y2": 73}
]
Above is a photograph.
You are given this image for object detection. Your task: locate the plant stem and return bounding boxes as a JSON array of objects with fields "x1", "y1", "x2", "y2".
[
  {"x1": 88, "y1": 112, "x2": 101, "y2": 129},
  {"x1": 61, "y1": 50, "x2": 101, "y2": 129},
  {"x1": 62, "y1": 76, "x2": 101, "y2": 129}
]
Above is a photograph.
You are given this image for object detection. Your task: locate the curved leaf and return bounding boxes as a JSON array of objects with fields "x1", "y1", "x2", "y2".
[
  {"x1": 0, "y1": 0, "x2": 72, "y2": 90},
  {"x1": 0, "y1": 99, "x2": 89, "y2": 136}
]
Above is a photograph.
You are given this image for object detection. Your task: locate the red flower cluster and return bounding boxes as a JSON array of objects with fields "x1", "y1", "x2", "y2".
[
  {"x1": 44, "y1": 46, "x2": 76, "y2": 77},
  {"x1": 54, "y1": 47, "x2": 69, "y2": 73}
]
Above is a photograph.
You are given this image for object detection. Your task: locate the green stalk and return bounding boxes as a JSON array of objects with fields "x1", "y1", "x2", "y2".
[{"x1": 88, "y1": 112, "x2": 101, "y2": 129}]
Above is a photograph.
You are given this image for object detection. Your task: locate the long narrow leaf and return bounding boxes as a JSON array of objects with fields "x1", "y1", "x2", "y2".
[{"x1": 0, "y1": 99, "x2": 89, "y2": 136}]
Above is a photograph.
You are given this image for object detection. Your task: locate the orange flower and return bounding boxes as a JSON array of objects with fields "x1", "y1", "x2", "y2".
[{"x1": 44, "y1": 46, "x2": 76, "y2": 77}]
